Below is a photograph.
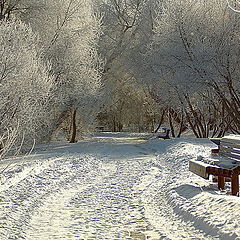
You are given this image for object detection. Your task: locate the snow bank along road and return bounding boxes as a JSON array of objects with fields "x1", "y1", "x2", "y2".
[{"x1": 1, "y1": 133, "x2": 240, "y2": 240}]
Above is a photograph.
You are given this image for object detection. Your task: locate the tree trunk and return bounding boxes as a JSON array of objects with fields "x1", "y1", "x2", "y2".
[
  {"x1": 113, "y1": 116, "x2": 117, "y2": 132},
  {"x1": 185, "y1": 110, "x2": 200, "y2": 138},
  {"x1": 69, "y1": 109, "x2": 77, "y2": 143},
  {"x1": 177, "y1": 113, "x2": 184, "y2": 138},
  {"x1": 168, "y1": 110, "x2": 175, "y2": 137},
  {"x1": 154, "y1": 109, "x2": 166, "y2": 133}
]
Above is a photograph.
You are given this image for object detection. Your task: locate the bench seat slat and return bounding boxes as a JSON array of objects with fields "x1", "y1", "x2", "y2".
[
  {"x1": 220, "y1": 146, "x2": 240, "y2": 153},
  {"x1": 219, "y1": 146, "x2": 240, "y2": 159},
  {"x1": 189, "y1": 160, "x2": 210, "y2": 179},
  {"x1": 206, "y1": 166, "x2": 233, "y2": 178},
  {"x1": 220, "y1": 148, "x2": 240, "y2": 156},
  {"x1": 221, "y1": 141, "x2": 240, "y2": 148},
  {"x1": 220, "y1": 152, "x2": 240, "y2": 160},
  {"x1": 222, "y1": 137, "x2": 240, "y2": 144},
  {"x1": 220, "y1": 143, "x2": 240, "y2": 151}
]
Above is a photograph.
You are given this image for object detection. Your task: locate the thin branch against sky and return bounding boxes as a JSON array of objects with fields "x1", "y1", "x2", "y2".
[{"x1": 226, "y1": 0, "x2": 240, "y2": 13}]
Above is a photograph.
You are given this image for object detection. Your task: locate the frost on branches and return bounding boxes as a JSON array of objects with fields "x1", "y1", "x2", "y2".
[
  {"x1": 0, "y1": 0, "x2": 103, "y2": 156},
  {"x1": 22, "y1": 0, "x2": 103, "y2": 142},
  {"x1": 0, "y1": 19, "x2": 54, "y2": 158},
  {"x1": 147, "y1": 0, "x2": 240, "y2": 137}
]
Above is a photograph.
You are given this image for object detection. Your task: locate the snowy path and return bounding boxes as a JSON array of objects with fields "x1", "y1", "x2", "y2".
[{"x1": 0, "y1": 133, "x2": 240, "y2": 240}]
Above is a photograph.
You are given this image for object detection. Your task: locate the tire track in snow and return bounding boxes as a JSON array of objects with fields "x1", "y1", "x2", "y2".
[
  {"x1": 0, "y1": 146, "x2": 158, "y2": 240},
  {"x1": 0, "y1": 155, "x2": 103, "y2": 239},
  {"x1": 139, "y1": 162, "x2": 216, "y2": 240},
  {"x1": 0, "y1": 136, "x2": 234, "y2": 240},
  {"x1": 24, "y1": 157, "x2": 160, "y2": 240}
]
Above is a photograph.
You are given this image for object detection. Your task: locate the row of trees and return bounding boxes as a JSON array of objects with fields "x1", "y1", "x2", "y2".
[
  {"x1": 147, "y1": 0, "x2": 240, "y2": 137},
  {"x1": 94, "y1": 0, "x2": 240, "y2": 137},
  {"x1": 0, "y1": 0, "x2": 102, "y2": 158},
  {"x1": 95, "y1": 0, "x2": 160, "y2": 132}
]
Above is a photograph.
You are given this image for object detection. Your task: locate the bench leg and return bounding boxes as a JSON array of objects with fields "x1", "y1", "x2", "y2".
[
  {"x1": 218, "y1": 176, "x2": 225, "y2": 190},
  {"x1": 231, "y1": 175, "x2": 239, "y2": 196},
  {"x1": 212, "y1": 176, "x2": 218, "y2": 183}
]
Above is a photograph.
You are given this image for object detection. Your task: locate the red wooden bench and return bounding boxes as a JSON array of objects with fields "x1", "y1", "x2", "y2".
[{"x1": 189, "y1": 136, "x2": 240, "y2": 196}]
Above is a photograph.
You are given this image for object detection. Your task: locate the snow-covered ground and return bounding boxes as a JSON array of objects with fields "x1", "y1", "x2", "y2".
[{"x1": 0, "y1": 133, "x2": 240, "y2": 240}]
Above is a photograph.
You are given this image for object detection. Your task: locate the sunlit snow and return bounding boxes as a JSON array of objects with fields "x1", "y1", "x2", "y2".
[{"x1": 0, "y1": 133, "x2": 240, "y2": 240}]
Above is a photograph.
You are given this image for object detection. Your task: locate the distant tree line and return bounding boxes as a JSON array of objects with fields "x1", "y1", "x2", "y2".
[{"x1": 96, "y1": 0, "x2": 240, "y2": 138}]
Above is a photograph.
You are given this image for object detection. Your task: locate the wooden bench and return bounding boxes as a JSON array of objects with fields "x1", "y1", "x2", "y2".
[
  {"x1": 154, "y1": 127, "x2": 170, "y2": 140},
  {"x1": 189, "y1": 135, "x2": 240, "y2": 196}
]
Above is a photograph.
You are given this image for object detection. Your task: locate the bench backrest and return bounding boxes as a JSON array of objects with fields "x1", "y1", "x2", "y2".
[{"x1": 219, "y1": 136, "x2": 240, "y2": 161}]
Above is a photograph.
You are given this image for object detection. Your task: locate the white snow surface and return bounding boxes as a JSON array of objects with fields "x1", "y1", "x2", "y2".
[{"x1": 0, "y1": 132, "x2": 240, "y2": 240}]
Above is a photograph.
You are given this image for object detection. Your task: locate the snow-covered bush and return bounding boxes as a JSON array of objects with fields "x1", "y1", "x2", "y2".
[{"x1": 0, "y1": 19, "x2": 54, "y2": 157}]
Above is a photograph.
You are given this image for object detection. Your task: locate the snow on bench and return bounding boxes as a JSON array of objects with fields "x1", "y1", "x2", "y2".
[
  {"x1": 189, "y1": 135, "x2": 240, "y2": 196},
  {"x1": 154, "y1": 127, "x2": 170, "y2": 140},
  {"x1": 189, "y1": 159, "x2": 211, "y2": 180}
]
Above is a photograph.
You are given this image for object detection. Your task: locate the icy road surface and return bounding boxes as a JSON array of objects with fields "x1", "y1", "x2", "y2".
[{"x1": 0, "y1": 133, "x2": 240, "y2": 240}]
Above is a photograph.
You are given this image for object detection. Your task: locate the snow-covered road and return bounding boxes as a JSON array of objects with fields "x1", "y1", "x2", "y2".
[{"x1": 1, "y1": 133, "x2": 240, "y2": 240}]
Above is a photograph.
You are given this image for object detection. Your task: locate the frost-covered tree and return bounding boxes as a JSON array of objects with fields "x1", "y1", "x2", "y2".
[
  {"x1": 148, "y1": 0, "x2": 240, "y2": 137},
  {"x1": 95, "y1": 0, "x2": 159, "y2": 130},
  {"x1": 0, "y1": 0, "x2": 103, "y2": 147},
  {"x1": 0, "y1": 0, "x2": 42, "y2": 20},
  {"x1": 0, "y1": 19, "x2": 54, "y2": 158},
  {"x1": 98, "y1": 71, "x2": 157, "y2": 132},
  {"x1": 20, "y1": 0, "x2": 103, "y2": 142},
  {"x1": 97, "y1": 0, "x2": 155, "y2": 69},
  {"x1": 0, "y1": 0, "x2": 24, "y2": 20}
]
